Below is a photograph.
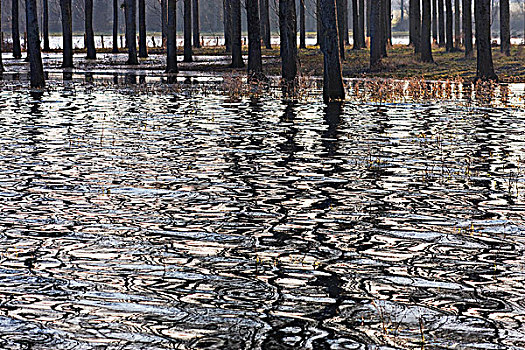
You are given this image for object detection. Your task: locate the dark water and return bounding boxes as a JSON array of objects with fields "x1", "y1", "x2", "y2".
[{"x1": 0, "y1": 78, "x2": 525, "y2": 349}]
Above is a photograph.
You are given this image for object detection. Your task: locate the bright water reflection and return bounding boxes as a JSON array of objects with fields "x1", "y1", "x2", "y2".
[{"x1": 0, "y1": 79, "x2": 525, "y2": 349}]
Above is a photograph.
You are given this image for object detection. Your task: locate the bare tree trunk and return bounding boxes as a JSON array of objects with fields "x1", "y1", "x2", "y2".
[
  {"x1": 183, "y1": 0, "x2": 193, "y2": 62},
  {"x1": 231, "y1": 0, "x2": 244, "y2": 67},
  {"x1": 366, "y1": 0, "x2": 371, "y2": 37},
  {"x1": 26, "y1": 0, "x2": 45, "y2": 87},
  {"x1": 352, "y1": 0, "x2": 362, "y2": 49},
  {"x1": 320, "y1": 0, "x2": 345, "y2": 102},
  {"x1": 300, "y1": 0, "x2": 306, "y2": 48},
  {"x1": 60, "y1": 0, "x2": 73, "y2": 67},
  {"x1": 344, "y1": 0, "x2": 350, "y2": 44},
  {"x1": 386, "y1": 0, "x2": 391, "y2": 45},
  {"x1": 246, "y1": 0, "x2": 263, "y2": 79},
  {"x1": 463, "y1": 0, "x2": 473, "y2": 57},
  {"x1": 359, "y1": 0, "x2": 365, "y2": 46},
  {"x1": 500, "y1": 0, "x2": 510, "y2": 56},
  {"x1": 125, "y1": 0, "x2": 138, "y2": 64},
  {"x1": 475, "y1": 0, "x2": 497, "y2": 80},
  {"x1": 139, "y1": 0, "x2": 147, "y2": 57},
  {"x1": 279, "y1": 0, "x2": 297, "y2": 85},
  {"x1": 454, "y1": 0, "x2": 460, "y2": 48},
  {"x1": 370, "y1": 0, "x2": 382, "y2": 69},
  {"x1": 85, "y1": 0, "x2": 96, "y2": 59},
  {"x1": 161, "y1": 0, "x2": 167, "y2": 47},
  {"x1": 401, "y1": 0, "x2": 404, "y2": 20},
  {"x1": 166, "y1": 0, "x2": 177, "y2": 73},
  {"x1": 432, "y1": 0, "x2": 438, "y2": 42},
  {"x1": 445, "y1": 0, "x2": 453, "y2": 51},
  {"x1": 43, "y1": 0, "x2": 50, "y2": 51},
  {"x1": 260, "y1": 0, "x2": 271, "y2": 48},
  {"x1": 316, "y1": 0, "x2": 321, "y2": 44},
  {"x1": 421, "y1": 0, "x2": 434, "y2": 61},
  {"x1": 113, "y1": 0, "x2": 119, "y2": 53},
  {"x1": 336, "y1": 0, "x2": 346, "y2": 60},
  {"x1": 12, "y1": 0, "x2": 22, "y2": 58},
  {"x1": 410, "y1": 0, "x2": 421, "y2": 53},
  {"x1": 380, "y1": 0, "x2": 387, "y2": 56},
  {"x1": 0, "y1": 0, "x2": 3, "y2": 72},
  {"x1": 224, "y1": 0, "x2": 232, "y2": 52},
  {"x1": 438, "y1": 0, "x2": 445, "y2": 46},
  {"x1": 193, "y1": 0, "x2": 201, "y2": 48}
]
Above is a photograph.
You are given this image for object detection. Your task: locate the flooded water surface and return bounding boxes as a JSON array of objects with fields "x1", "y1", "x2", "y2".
[{"x1": 1, "y1": 78, "x2": 525, "y2": 349}]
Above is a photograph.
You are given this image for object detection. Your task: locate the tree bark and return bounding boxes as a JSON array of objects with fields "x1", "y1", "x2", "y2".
[
  {"x1": 161, "y1": 0, "x2": 167, "y2": 47},
  {"x1": 60, "y1": 0, "x2": 73, "y2": 67},
  {"x1": 320, "y1": 0, "x2": 345, "y2": 102},
  {"x1": 246, "y1": 0, "x2": 263, "y2": 79},
  {"x1": 445, "y1": 0, "x2": 453, "y2": 51},
  {"x1": 385, "y1": 0, "x2": 391, "y2": 45},
  {"x1": 352, "y1": 0, "x2": 362, "y2": 49},
  {"x1": 12, "y1": 0, "x2": 22, "y2": 58},
  {"x1": 499, "y1": 0, "x2": 510, "y2": 56},
  {"x1": 370, "y1": 0, "x2": 382, "y2": 69},
  {"x1": 475, "y1": 0, "x2": 497, "y2": 80},
  {"x1": 463, "y1": 0, "x2": 473, "y2": 57},
  {"x1": 125, "y1": 0, "x2": 138, "y2": 65},
  {"x1": 231, "y1": 0, "x2": 244, "y2": 67},
  {"x1": 300, "y1": 0, "x2": 307, "y2": 49},
  {"x1": 380, "y1": 0, "x2": 387, "y2": 56},
  {"x1": 316, "y1": 0, "x2": 321, "y2": 44},
  {"x1": 43, "y1": 0, "x2": 50, "y2": 51},
  {"x1": 421, "y1": 0, "x2": 434, "y2": 62},
  {"x1": 401, "y1": 0, "x2": 404, "y2": 20},
  {"x1": 0, "y1": 0, "x2": 3, "y2": 72},
  {"x1": 85, "y1": 0, "x2": 96, "y2": 59},
  {"x1": 410, "y1": 0, "x2": 421, "y2": 53},
  {"x1": 432, "y1": 0, "x2": 438, "y2": 42},
  {"x1": 138, "y1": 0, "x2": 148, "y2": 57},
  {"x1": 344, "y1": 0, "x2": 350, "y2": 45},
  {"x1": 193, "y1": 0, "x2": 201, "y2": 48},
  {"x1": 359, "y1": 0, "x2": 365, "y2": 46},
  {"x1": 438, "y1": 0, "x2": 445, "y2": 46},
  {"x1": 336, "y1": 0, "x2": 346, "y2": 60},
  {"x1": 26, "y1": 0, "x2": 45, "y2": 87},
  {"x1": 279, "y1": 0, "x2": 297, "y2": 84},
  {"x1": 113, "y1": 0, "x2": 119, "y2": 53},
  {"x1": 183, "y1": 0, "x2": 193, "y2": 62},
  {"x1": 260, "y1": 0, "x2": 271, "y2": 48},
  {"x1": 366, "y1": 0, "x2": 371, "y2": 37},
  {"x1": 166, "y1": 0, "x2": 177, "y2": 73},
  {"x1": 454, "y1": 0, "x2": 460, "y2": 48},
  {"x1": 224, "y1": 0, "x2": 232, "y2": 52}
]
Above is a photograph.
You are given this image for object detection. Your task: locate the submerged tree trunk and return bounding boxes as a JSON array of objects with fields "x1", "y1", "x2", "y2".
[
  {"x1": 161, "y1": 0, "x2": 167, "y2": 47},
  {"x1": 500, "y1": 0, "x2": 510, "y2": 56},
  {"x1": 445, "y1": 0, "x2": 453, "y2": 51},
  {"x1": 279, "y1": 0, "x2": 297, "y2": 85},
  {"x1": 336, "y1": 0, "x2": 346, "y2": 60},
  {"x1": 410, "y1": 0, "x2": 421, "y2": 53},
  {"x1": 246, "y1": 0, "x2": 263, "y2": 79},
  {"x1": 432, "y1": 0, "x2": 438, "y2": 42},
  {"x1": 463, "y1": 0, "x2": 473, "y2": 57},
  {"x1": 359, "y1": 0, "x2": 365, "y2": 46},
  {"x1": 12, "y1": 0, "x2": 22, "y2": 58},
  {"x1": 352, "y1": 0, "x2": 362, "y2": 49},
  {"x1": 60, "y1": 0, "x2": 73, "y2": 67},
  {"x1": 166, "y1": 0, "x2": 177, "y2": 73},
  {"x1": 27, "y1": 0, "x2": 45, "y2": 87},
  {"x1": 231, "y1": 0, "x2": 244, "y2": 67},
  {"x1": 260, "y1": 0, "x2": 271, "y2": 49},
  {"x1": 454, "y1": 0, "x2": 460, "y2": 48},
  {"x1": 43, "y1": 0, "x2": 50, "y2": 51},
  {"x1": 125, "y1": 0, "x2": 138, "y2": 65},
  {"x1": 224, "y1": 0, "x2": 232, "y2": 52},
  {"x1": 370, "y1": 0, "x2": 382, "y2": 69},
  {"x1": 438, "y1": 0, "x2": 445, "y2": 46},
  {"x1": 183, "y1": 0, "x2": 193, "y2": 62},
  {"x1": 421, "y1": 0, "x2": 434, "y2": 62},
  {"x1": 113, "y1": 0, "x2": 119, "y2": 53},
  {"x1": 138, "y1": 0, "x2": 148, "y2": 57},
  {"x1": 193, "y1": 0, "x2": 201, "y2": 48},
  {"x1": 320, "y1": 0, "x2": 345, "y2": 102},
  {"x1": 85, "y1": 0, "x2": 96, "y2": 59},
  {"x1": 300, "y1": 0, "x2": 306, "y2": 49},
  {"x1": 475, "y1": 0, "x2": 497, "y2": 80}
]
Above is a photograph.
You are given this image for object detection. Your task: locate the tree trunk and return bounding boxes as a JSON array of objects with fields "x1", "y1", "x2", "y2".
[
  {"x1": 224, "y1": 0, "x2": 232, "y2": 52},
  {"x1": 410, "y1": 0, "x2": 421, "y2": 53},
  {"x1": 421, "y1": 0, "x2": 434, "y2": 61},
  {"x1": 366, "y1": 0, "x2": 371, "y2": 37},
  {"x1": 26, "y1": 0, "x2": 45, "y2": 88},
  {"x1": 12, "y1": 0, "x2": 22, "y2": 58},
  {"x1": 85, "y1": 0, "x2": 96, "y2": 59},
  {"x1": 231, "y1": 0, "x2": 244, "y2": 67},
  {"x1": 380, "y1": 0, "x2": 387, "y2": 56},
  {"x1": 113, "y1": 0, "x2": 119, "y2": 53},
  {"x1": 359, "y1": 0, "x2": 365, "y2": 46},
  {"x1": 193, "y1": 0, "x2": 201, "y2": 48},
  {"x1": 445, "y1": 0, "x2": 453, "y2": 51},
  {"x1": 138, "y1": 0, "x2": 148, "y2": 57},
  {"x1": 462, "y1": 0, "x2": 473, "y2": 57},
  {"x1": 183, "y1": 0, "x2": 193, "y2": 62},
  {"x1": 166, "y1": 0, "x2": 177, "y2": 73},
  {"x1": 438, "y1": 0, "x2": 445, "y2": 46},
  {"x1": 260, "y1": 0, "x2": 271, "y2": 48},
  {"x1": 344, "y1": 0, "x2": 350, "y2": 45},
  {"x1": 300, "y1": 0, "x2": 306, "y2": 48},
  {"x1": 370, "y1": 0, "x2": 382, "y2": 69},
  {"x1": 279, "y1": 0, "x2": 297, "y2": 84},
  {"x1": 336, "y1": 0, "x2": 346, "y2": 60},
  {"x1": 475, "y1": 0, "x2": 497, "y2": 80},
  {"x1": 499, "y1": 0, "x2": 510, "y2": 56},
  {"x1": 320, "y1": 0, "x2": 345, "y2": 102},
  {"x1": 454, "y1": 0, "x2": 460, "y2": 48},
  {"x1": 386, "y1": 0, "x2": 391, "y2": 45},
  {"x1": 161, "y1": 0, "x2": 167, "y2": 47},
  {"x1": 316, "y1": 0, "x2": 321, "y2": 44},
  {"x1": 432, "y1": 0, "x2": 438, "y2": 42},
  {"x1": 60, "y1": 0, "x2": 73, "y2": 67},
  {"x1": 43, "y1": 0, "x2": 50, "y2": 51},
  {"x1": 246, "y1": 0, "x2": 263, "y2": 79},
  {"x1": 352, "y1": 0, "x2": 362, "y2": 49},
  {"x1": 0, "y1": 0, "x2": 3, "y2": 72},
  {"x1": 401, "y1": 0, "x2": 404, "y2": 20},
  {"x1": 125, "y1": 0, "x2": 138, "y2": 65}
]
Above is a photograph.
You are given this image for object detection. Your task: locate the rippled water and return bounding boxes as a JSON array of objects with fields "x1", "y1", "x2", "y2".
[{"x1": 1, "y1": 77, "x2": 525, "y2": 349}]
